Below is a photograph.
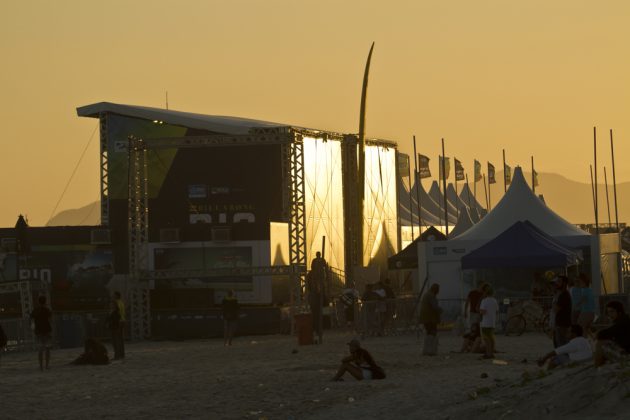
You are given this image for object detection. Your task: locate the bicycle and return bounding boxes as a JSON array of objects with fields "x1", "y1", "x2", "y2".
[{"x1": 504, "y1": 300, "x2": 551, "y2": 337}]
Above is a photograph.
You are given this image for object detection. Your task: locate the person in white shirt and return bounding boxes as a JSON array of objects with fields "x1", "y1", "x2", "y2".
[
  {"x1": 479, "y1": 286, "x2": 499, "y2": 359},
  {"x1": 537, "y1": 324, "x2": 592, "y2": 369}
]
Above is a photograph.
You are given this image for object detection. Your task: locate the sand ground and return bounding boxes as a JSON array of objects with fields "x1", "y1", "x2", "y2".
[{"x1": 0, "y1": 330, "x2": 627, "y2": 419}]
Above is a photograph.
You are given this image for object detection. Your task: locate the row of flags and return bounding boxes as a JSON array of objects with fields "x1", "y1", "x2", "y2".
[{"x1": 399, "y1": 154, "x2": 539, "y2": 187}]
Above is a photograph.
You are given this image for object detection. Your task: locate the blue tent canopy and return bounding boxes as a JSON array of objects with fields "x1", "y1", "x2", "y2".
[{"x1": 461, "y1": 221, "x2": 580, "y2": 269}]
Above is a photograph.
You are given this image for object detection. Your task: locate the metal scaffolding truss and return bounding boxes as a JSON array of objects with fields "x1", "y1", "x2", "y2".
[
  {"x1": 284, "y1": 135, "x2": 308, "y2": 317},
  {"x1": 127, "y1": 135, "x2": 151, "y2": 340},
  {"x1": 125, "y1": 129, "x2": 307, "y2": 338},
  {"x1": 143, "y1": 265, "x2": 291, "y2": 280}
]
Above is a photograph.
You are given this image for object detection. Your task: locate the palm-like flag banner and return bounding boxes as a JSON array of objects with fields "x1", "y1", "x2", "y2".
[
  {"x1": 439, "y1": 156, "x2": 451, "y2": 180},
  {"x1": 455, "y1": 158, "x2": 465, "y2": 181},
  {"x1": 474, "y1": 160, "x2": 482, "y2": 182},
  {"x1": 418, "y1": 154, "x2": 431, "y2": 178},
  {"x1": 505, "y1": 164, "x2": 512, "y2": 186},
  {"x1": 488, "y1": 162, "x2": 496, "y2": 184}
]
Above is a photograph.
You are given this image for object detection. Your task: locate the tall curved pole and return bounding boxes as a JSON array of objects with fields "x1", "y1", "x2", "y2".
[{"x1": 357, "y1": 42, "x2": 374, "y2": 266}]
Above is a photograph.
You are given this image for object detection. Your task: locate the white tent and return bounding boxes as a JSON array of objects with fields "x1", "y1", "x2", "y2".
[
  {"x1": 397, "y1": 177, "x2": 442, "y2": 226},
  {"x1": 459, "y1": 183, "x2": 487, "y2": 218},
  {"x1": 449, "y1": 206, "x2": 475, "y2": 238},
  {"x1": 410, "y1": 178, "x2": 457, "y2": 224},
  {"x1": 416, "y1": 167, "x2": 599, "y2": 300},
  {"x1": 428, "y1": 181, "x2": 459, "y2": 224}
]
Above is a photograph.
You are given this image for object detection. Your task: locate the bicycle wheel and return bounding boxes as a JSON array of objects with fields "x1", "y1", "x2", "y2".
[{"x1": 505, "y1": 314, "x2": 526, "y2": 336}]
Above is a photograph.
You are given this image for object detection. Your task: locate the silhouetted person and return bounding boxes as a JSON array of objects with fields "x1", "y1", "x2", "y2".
[
  {"x1": 109, "y1": 291, "x2": 126, "y2": 360},
  {"x1": 222, "y1": 290, "x2": 240, "y2": 346},
  {"x1": 419, "y1": 283, "x2": 442, "y2": 355},
  {"x1": 30, "y1": 296, "x2": 53, "y2": 371},
  {"x1": 308, "y1": 252, "x2": 327, "y2": 343},
  {"x1": 72, "y1": 338, "x2": 109, "y2": 365},
  {"x1": 0, "y1": 322, "x2": 7, "y2": 366},
  {"x1": 331, "y1": 338, "x2": 385, "y2": 381},
  {"x1": 594, "y1": 301, "x2": 630, "y2": 366},
  {"x1": 551, "y1": 276, "x2": 572, "y2": 347},
  {"x1": 479, "y1": 287, "x2": 499, "y2": 359}
]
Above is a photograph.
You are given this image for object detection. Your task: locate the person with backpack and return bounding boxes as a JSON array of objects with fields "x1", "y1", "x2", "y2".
[{"x1": 30, "y1": 296, "x2": 53, "y2": 371}]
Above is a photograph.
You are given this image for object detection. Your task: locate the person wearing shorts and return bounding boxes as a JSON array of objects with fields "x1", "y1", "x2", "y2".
[
  {"x1": 30, "y1": 296, "x2": 53, "y2": 371},
  {"x1": 331, "y1": 338, "x2": 385, "y2": 381},
  {"x1": 479, "y1": 287, "x2": 499, "y2": 359},
  {"x1": 537, "y1": 324, "x2": 592, "y2": 369}
]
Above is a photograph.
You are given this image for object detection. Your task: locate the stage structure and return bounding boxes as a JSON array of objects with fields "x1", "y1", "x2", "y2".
[{"x1": 78, "y1": 103, "x2": 399, "y2": 339}]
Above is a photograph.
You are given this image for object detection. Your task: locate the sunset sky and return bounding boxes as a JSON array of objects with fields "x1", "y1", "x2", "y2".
[{"x1": 1, "y1": 1, "x2": 628, "y2": 227}]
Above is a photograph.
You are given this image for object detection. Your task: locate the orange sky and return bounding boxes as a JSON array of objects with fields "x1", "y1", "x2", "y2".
[{"x1": 1, "y1": 1, "x2": 629, "y2": 227}]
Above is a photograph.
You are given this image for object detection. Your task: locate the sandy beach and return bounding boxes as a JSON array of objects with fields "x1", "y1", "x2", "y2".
[{"x1": 1, "y1": 330, "x2": 628, "y2": 420}]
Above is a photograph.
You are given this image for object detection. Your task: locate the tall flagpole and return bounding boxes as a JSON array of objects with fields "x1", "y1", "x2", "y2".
[
  {"x1": 413, "y1": 136, "x2": 423, "y2": 235},
  {"x1": 610, "y1": 129, "x2": 620, "y2": 231},
  {"x1": 465, "y1": 173, "x2": 472, "y2": 210},
  {"x1": 473, "y1": 159, "x2": 477, "y2": 202},
  {"x1": 604, "y1": 167, "x2": 612, "y2": 226},
  {"x1": 441, "y1": 138, "x2": 449, "y2": 236},
  {"x1": 483, "y1": 174, "x2": 489, "y2": 211},
  {"x1": 593, "y1": 127, "x2": 599, "y2": 234},
  {"x1": 357, "y1": 42, "x2": 375, "y2": 268},
  {"x1": 502, "y1": 149, "x2": 507, "y2": 193},
  {"x1": 590, "y1": 165, "x2": 596, "y2": 220},
  {"x1": 454, "y1": 156, "x2": 459, "y2": 217},
  {"x1": 407, "y1": 155, "x2": 415, "y2": 240}
]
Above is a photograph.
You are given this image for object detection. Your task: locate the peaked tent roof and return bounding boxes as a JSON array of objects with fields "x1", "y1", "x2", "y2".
[
  {"x1": 461, "y1": 221, "x2": 580, "y2": 269},
  {"x1": 409, "y1": 178, "x2": 457, "y2": 224},
  {"x1": 446, "y1": 183, "x2": 473, "y2": 215},
  {"x1": 455, "y1": 167, "x2": 589, "y2": 241},
  {"x1": 388, "y1": 226, "x2": 446, "y2": 269},
  {"x1": 78, "y1": 102, "x2": 291, "y2": 135},
  {"x1": 429, "y1": 181, "x2": 459, "y2": 221},
  {"x1": 449, "y1": 206, "x2": 475, "y2": 238},
  {"x1": 397, "y1": 177, "x2": 442, "y2": 226},
  {"x1": 459, "y1": 183, "x2": 487, "y2": 217}
]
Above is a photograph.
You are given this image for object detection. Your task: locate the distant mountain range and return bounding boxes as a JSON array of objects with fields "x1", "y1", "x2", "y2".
[{"x1": 46, "y1": 171, "x2": 629, "y2": 227}]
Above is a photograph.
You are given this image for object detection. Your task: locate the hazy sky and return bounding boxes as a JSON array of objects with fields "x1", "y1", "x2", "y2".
[{"x1": 1, "y1": 1, "x2": 628, "y2": 227}]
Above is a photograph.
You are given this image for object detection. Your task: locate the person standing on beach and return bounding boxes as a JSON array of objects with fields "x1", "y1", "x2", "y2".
[
  {"x1": 576, "y1": 273, "x2": 595, "y2": 336},
  {"x1": 551, "y1": 276, "x2": 572, "y2": 347},
  {"x1": 479, "y1": 287, "x2": 499, "y2": 359},
  {"x1": 222, "y1": 290, "x2": 240, "y2": 346},
  {"x1": 0, "y1": 321, "x2": 7, "y2": 366},
  {"x1": 464, "y1": 281, "x2": 487, "y2": 333},
  {"x1": 419, "y1": 283, "x2": 442, "y2": 356},
  {"x1": 30, "y1": 296, "x2": 53, "y2": 371},
  {"x1": 308, "y1": 252, "x2": 327, "y2": 343},
  {"x1": 109, "y1": 291, "x2": 126, "y2": 360}
]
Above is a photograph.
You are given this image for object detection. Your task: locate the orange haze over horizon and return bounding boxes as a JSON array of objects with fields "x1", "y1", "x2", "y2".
[{"x1": 1, "y1": 1, "x2": 629, "y2": 227}]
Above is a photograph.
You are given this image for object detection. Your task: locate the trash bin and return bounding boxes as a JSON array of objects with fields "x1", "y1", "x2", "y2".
[{"x1": 294, "y1": 313, "x2": 313, "y2": 345}]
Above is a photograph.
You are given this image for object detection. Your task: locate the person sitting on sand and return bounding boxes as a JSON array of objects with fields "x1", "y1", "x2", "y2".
[
  {"x1": 537, "y1": 324, "x2": 592, "y2": 370},
  {"x1": 594, "y1": 301, "x2": 630, "y2": 367},
  {"x1": 331, "y1": 338, "x2": 385, "y2": 381},
  {"x1": 71, "y1": 338, "x2": 110, "y2": 365}
]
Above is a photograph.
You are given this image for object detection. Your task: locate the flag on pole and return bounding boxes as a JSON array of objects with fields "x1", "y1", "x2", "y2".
[
  {"x1": 474, "y1": 160, "x2": 482, "y2": 182},
  {"x1": 505, "y1": 165, "x2": 512, "y2": 185},
  {"x1": 533, "y1": 170, "x2": 539, "y2": 187},
  {"x1": 455, "y1": 158, "x2": 465, "y2": 181},
  {"x1": 398, "y1": 153, "x2": 410, "y2": 177},
  {"x1": 439, "y1": 156, "x2": 450, "y2": 180},
  {"x1": 488, "y1": 162, "x2": 496, "y2": 184},
  {"x1": 418, "y1": 154, "x2": 431, "y2": 178}
]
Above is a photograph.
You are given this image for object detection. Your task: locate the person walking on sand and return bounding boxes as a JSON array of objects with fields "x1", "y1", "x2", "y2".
[
  {"x1": 479, "y1": 286, "x2": 499, "y2": 360},
  {"x1": 109, "y1": 291, "x2": 126, "y2": 360},
  {"x1": 576, "y1": 273, "x2": 595, "y2": 337},
  {"x1": 419, "y1": 283, "x2": 442, "y2": 356},
  {"x1": 222, "y1": 290, "x2": 240, "y2": 346},
  {"x1": 551, "y1": 276, "x2": 572, "y2": 347},
  {"x1": 30, "y1": 296, "x2": 53, "y2": 371},
  {"x1": 331, "y1": 338, "x2": 385, "y2": 381}
]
